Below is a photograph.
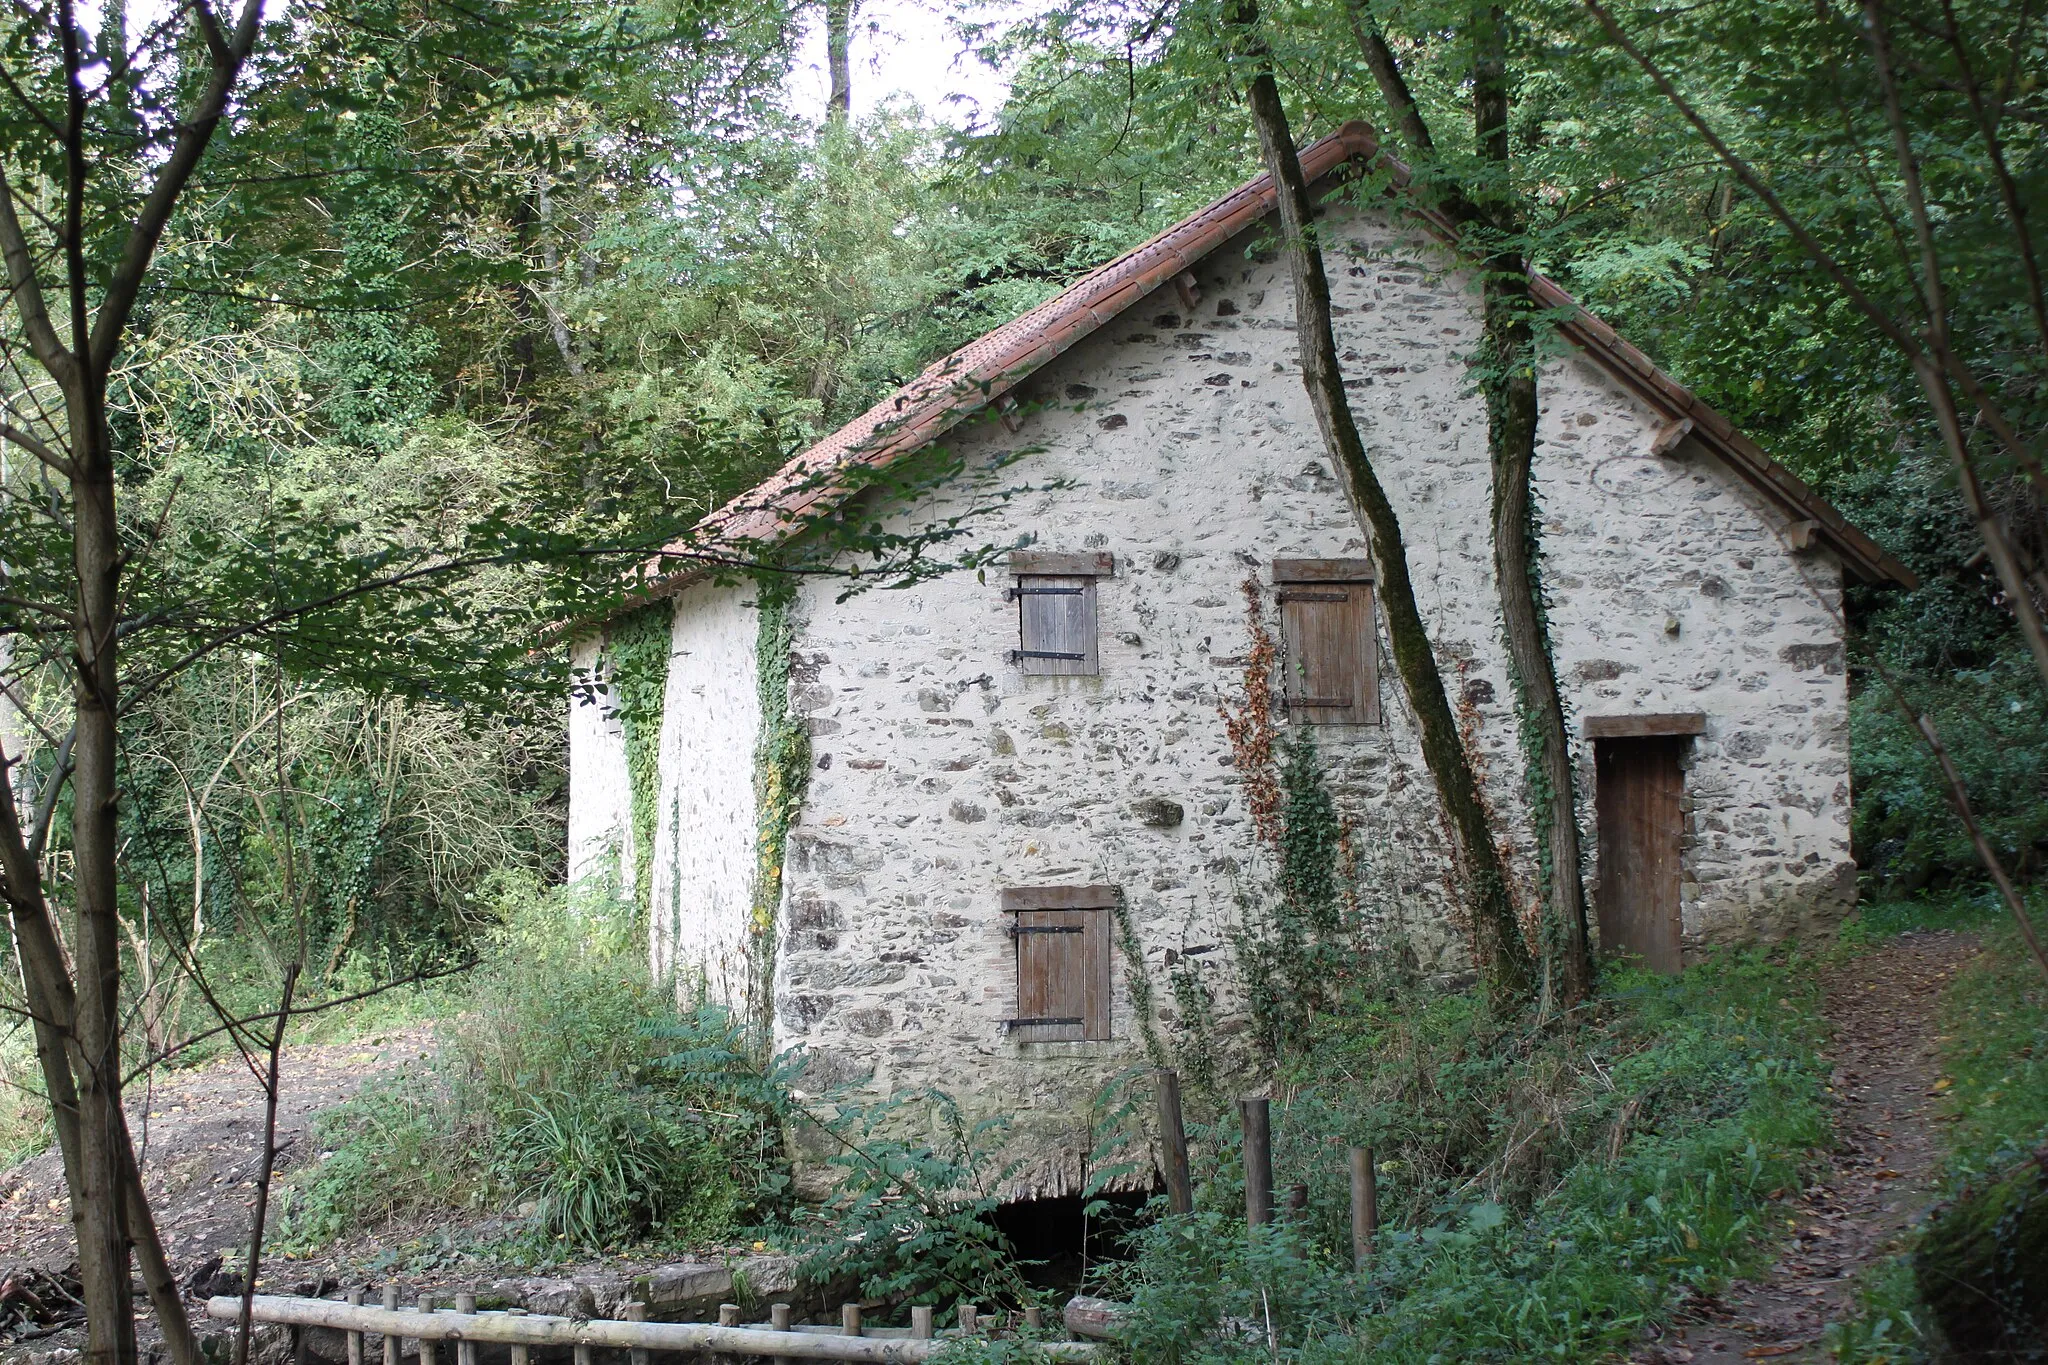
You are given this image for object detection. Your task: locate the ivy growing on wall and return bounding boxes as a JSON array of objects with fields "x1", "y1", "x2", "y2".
[
  {"x1": 605, "y1": 604, "x2": 673, "y2": 918},
  {"x1": 749, "y1": 578, "x2": 811, "y2": 1036},
  {"x1": 1234, "y1": 730, "x2": 1352, "y2": 1058}
]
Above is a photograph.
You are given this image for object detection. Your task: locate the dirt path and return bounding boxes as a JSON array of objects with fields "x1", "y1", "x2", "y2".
[
  {"x1": 1644, "y1": 929, "x2": 1976, "y2": 1363},
  {"x1": 0, "y1": 1028, "x2": 431, "y2": 1280}
]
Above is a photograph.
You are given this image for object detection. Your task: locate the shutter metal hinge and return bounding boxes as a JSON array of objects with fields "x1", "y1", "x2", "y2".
[
  {"x1": 1004, "y1": 586, "x2": 1085, "y2": 600},
  {"x1": 1009, "y1": 649, "x2": 1087, "y2": 662},
  {"x1": 1276, "y1": 590, "x2": 1351, "y2": 603},
  {"x1": 1007, "y1": 924, "x2": 1086, "y2": 937},
  {"x1": 1287, "y1": 697, "x2": 1356, "y2": 707},
  {"x1": 1003, "y1": 1016, "x2": 1084, "y2": 1029}
]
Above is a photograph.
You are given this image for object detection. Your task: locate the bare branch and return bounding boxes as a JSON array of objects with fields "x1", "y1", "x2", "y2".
[
  {"x1": 1927, "y1": 0, "x2": 2048, "y2": 366},
  {"x1": 26, "y1": 724, "x2": 74, "y2": 863},
  {"x1": 124, "y1": 957, "x2": 476, "y2": 1084},
  {"x1": 1581, "y1": 0, "x2": 2048, "y2": 507},
  {"x1": 0, "y1": 419, "x2": 75, "y2": 477}
]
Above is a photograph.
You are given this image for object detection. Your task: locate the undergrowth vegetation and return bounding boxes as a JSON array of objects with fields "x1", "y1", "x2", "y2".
[
  {"x1": 277, "y1": 879, "x2": 793, "y2": 1254},
  {"x1": 1089, "y1": 948, "x2": 1830, "y2": 1361},
  {"x1": 275, "y1": 877, "x2": 1033, "y2": 1309}
]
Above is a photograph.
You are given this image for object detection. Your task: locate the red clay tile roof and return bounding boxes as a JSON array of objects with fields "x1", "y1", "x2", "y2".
[{"x1": 645, "y1": 120, "x2": 1913, "y2": 593}]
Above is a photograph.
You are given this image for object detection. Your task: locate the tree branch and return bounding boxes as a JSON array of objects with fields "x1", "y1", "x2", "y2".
[
  {"x1": 1931, "y1": 0, "x2": 2048, "y2": 369},
  {"x1": 0, "y1": 168, "x2": 74, "y2": 378},
  {"x1": 88, "y1": 0, "x2": 267, "y2": 372},
  {"x1": 0, "y1": 420, "x2": 76, "y2": 478},
  {"x1": 1579, "y1": 0, "x2": 2048, "y2": 508}
]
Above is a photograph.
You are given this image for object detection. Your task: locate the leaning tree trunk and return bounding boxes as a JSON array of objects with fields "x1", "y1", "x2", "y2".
[
  {"x1": 1471, "y1": 3, "x2": 1593, "y2": 1008},
  {"x1": 1233, "y1": 2, "x2": 1533, "y2": 1000},
  {"x1": 1349, "y1": 0, "x2": 1590, "y2": 1006}
]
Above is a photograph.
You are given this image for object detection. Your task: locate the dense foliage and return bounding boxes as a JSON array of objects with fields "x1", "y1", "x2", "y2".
[{"x1": 278, "y1": 881, "x2": 792, "y2": 1251}]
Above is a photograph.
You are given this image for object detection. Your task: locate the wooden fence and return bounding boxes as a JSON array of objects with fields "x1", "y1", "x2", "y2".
[{"x1": 205, "y1": 1294, "x2": 1102, "y2": 1364}]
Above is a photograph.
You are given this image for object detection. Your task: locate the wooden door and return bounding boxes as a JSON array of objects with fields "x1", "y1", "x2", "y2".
[{"x1": 1594, "y1": 736, "x2": 1686, "y2": 973}]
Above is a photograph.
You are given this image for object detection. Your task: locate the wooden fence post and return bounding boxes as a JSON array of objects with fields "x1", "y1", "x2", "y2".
[
  {"x1": 416, "y1": 1294, "x2": 436, "y2": 1365},
  {"x1": 840, "y1": 1304, "x2": 861, "y2": 1337},
  {"x1": 381, "y1": 1285, "x2": 399, "y2": 1365},
  {"x1": 1156, "y1": 1070, "x2": 1193, "y2": 1216},
  {"x1": 910, "y1": 1307, "x2": 932, "y2": 1340},
  {"x1": 455, "y1": 1291, "x2": 476, "y2": 1365},
  {"x1": 505, "y1": 1308, "x2": 528, "y2": 1365},
  {"x1": 1348, "y1": 1144, "x2": 1377, "y2": 1269},
  {"x1": 771, "y1": 1303, "x2": 793, "y2": 1365},
  {"x1": 346, "y1": 1289, "x2": 364, "y2": 1365},
  {"x1": 626, "y1": 1300, "x2": 648, "y2": 1365},
  {"x1": 1240, "y1": 1098, "x2": 1273, "y2": 1228},
  {"x1": 957, "y1": 1304, "x2": 978, "y2": 1336}
]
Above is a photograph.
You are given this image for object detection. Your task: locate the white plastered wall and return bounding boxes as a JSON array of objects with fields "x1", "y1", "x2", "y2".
[
  {"x1": 566, "y1": 634, "x2": 633, "y2": 892},
  {"x1": 646, "y1": 581, "x2": 763, "y2": 1008}
]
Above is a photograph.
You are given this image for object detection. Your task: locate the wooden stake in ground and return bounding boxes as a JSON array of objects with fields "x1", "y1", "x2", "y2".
[
  {"x1": 1156, "y1": 1069, "x2": 1194, "y2": 1215},
  {"x1": 1231, "y1": 0, "x2": 1534, "y2": 999},
  {"x1": 1348, "y1": 1145, "x2": 1377, "y2": 1269},
  {"x1": 1241, "y1": 1098, "x2": 1274, "y2": 1228}
]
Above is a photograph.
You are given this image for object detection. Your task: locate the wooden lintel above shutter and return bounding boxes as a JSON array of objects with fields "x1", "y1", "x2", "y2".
[
  {"x1": 1273, "y1": 557, "x2": 1374, "y2": 583},
  {"x1": 1003, "y1": 884, "x2": 1119, "y2": 911},
  {"x1": 1010, "y1": 550, "x2": 1114, "y2": 576},
  {"x1": 1584, "y1": 712, "x2": 1706, "y2": 739}
]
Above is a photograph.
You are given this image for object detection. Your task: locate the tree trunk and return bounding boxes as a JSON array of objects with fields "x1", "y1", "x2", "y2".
[
  {"x1": 1350, "y1": 0, "x2": 1591, "y2": 1006},
  {"x1": 826, "y1": 0, "x2": 853, "y2": 121},
  {"x1": 68, "y1": 381, "x2": 142, "y2": 1365},
  {"x1": 1233, "y1": 3, "x2": 1534, "y2": 1000},
  {"x1": 1470, "y1": 4, "x2": 1593, "y2": 1009}
]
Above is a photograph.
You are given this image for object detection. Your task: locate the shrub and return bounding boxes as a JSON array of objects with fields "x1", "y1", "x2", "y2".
[
  {"x1": 278, "y1": 878, "x2": 790, "y2": 1253},
  {"x1": 1853, "y1": 646, "x2": 2048, "y2": 893},
  {"x1": 792, "y1": 1090, "x2": 1033, "y2": 1320}
]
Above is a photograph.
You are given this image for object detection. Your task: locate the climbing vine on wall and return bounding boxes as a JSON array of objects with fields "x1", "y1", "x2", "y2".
[
  {"x1": 606, "y1": 604, "x2": 673, "y2": 918},
  {"x1": 1219, "y1": 574, "x2": 1283, "y2": 846},
  {"x1": 1234, "y1": 731, "x2": 1353, "y2": 1058},
  {"x1": 749, "y1": 578, "x2": 811, "y2": 1037},
  {"x1": 1210, "y1": 577, "x2": 1359, "y2": 1063}
]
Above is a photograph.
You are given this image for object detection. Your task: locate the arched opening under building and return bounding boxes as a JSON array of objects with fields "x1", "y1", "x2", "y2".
[{"x1": 990, "y1": 1190, "x2": 1154, "y2": 1296}]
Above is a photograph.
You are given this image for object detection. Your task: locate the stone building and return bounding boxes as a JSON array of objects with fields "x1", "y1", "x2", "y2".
[{"x1": 565, "y1": 123, "x2": 1911, "y2": 1198}]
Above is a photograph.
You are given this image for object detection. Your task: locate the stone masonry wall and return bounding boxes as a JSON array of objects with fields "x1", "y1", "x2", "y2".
[{"x1": 760, "y1": 198, "x2": 1854, "y2": 1196}]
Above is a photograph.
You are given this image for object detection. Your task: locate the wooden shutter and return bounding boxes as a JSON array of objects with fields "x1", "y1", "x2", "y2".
[
  {"x1": 1274, "y1": 558, "x2": 1380, "y2": 724},
  {"x1": 1009, "y1": 551, "x2": 1111, "y2": 677},
  {"x1": 1001, "y1": 885, "x2": 1114, "y2": 1041}
]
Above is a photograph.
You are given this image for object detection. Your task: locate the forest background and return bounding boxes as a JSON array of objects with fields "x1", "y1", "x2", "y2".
[{"x1": 0, "y1": 0, "x2": 2043, "y2": 1359}]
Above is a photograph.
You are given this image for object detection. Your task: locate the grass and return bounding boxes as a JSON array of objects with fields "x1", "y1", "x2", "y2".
[
  {"x1": 0, "y1": 1020, "x2": 50, "y2": 1169},
  {"x1": 272, "y1": 883, "x2": 791, "y2": 1259},
  {"x1": 1826, "y1": 887, "x2": 2048, "y2": 1363},
  {"x1": 1094, "y1": 945, "x2": 1832, "y2": 1361}
]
